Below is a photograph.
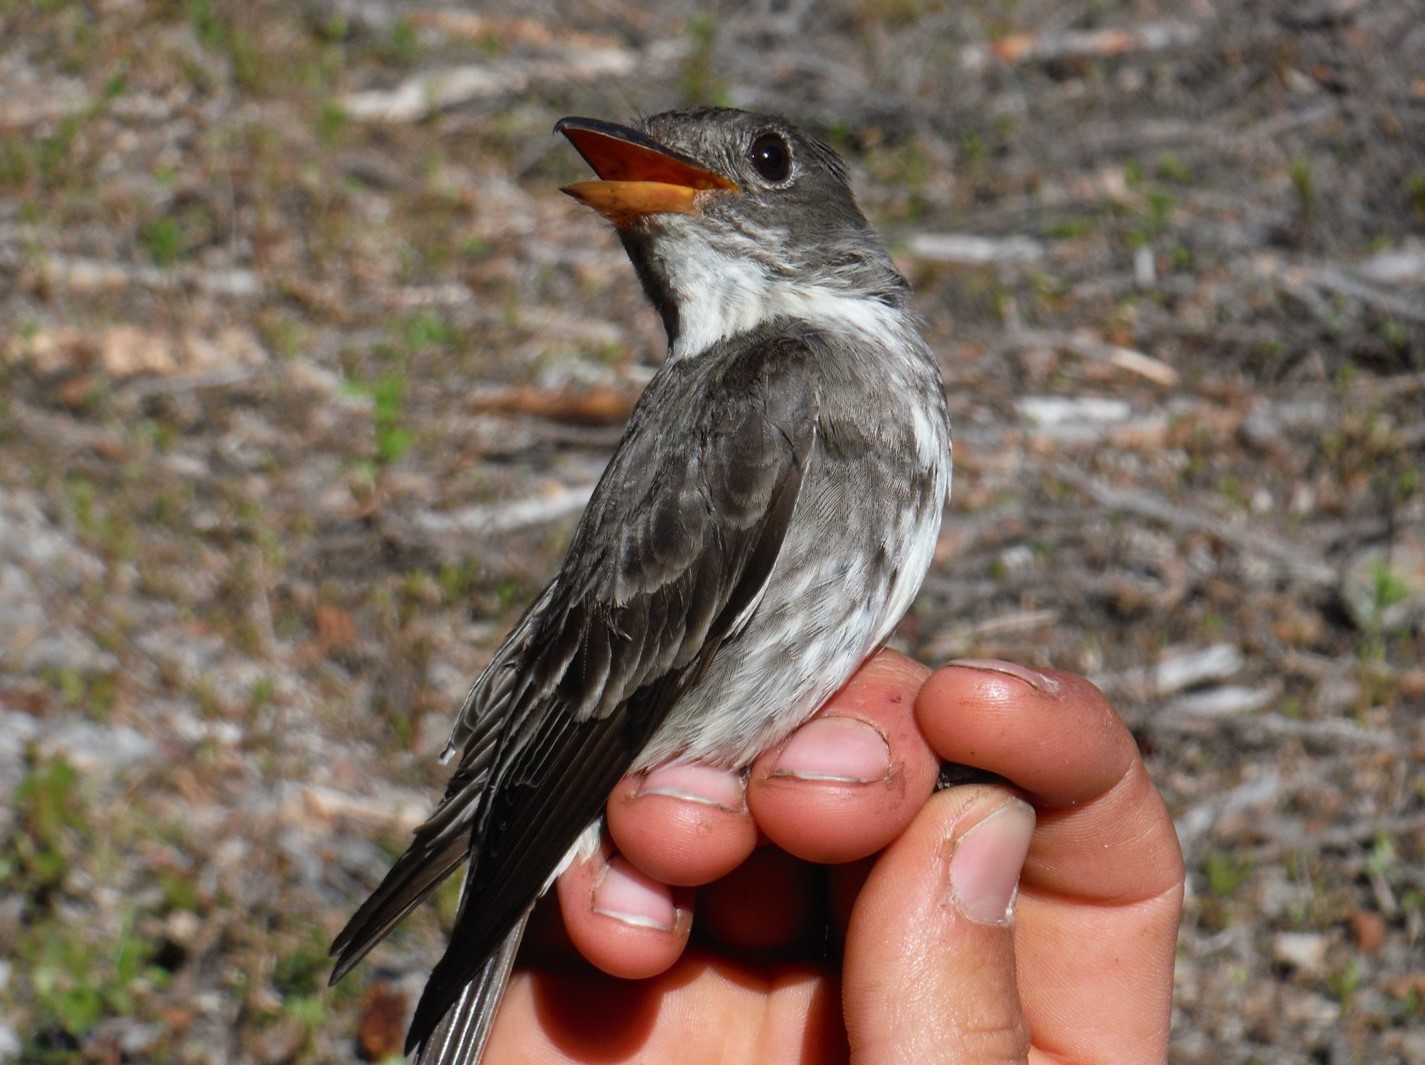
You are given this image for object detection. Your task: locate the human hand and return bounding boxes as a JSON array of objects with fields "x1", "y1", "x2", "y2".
[{"x1": 483, "y1": 650, "x2": 1183, "y2": 1063}]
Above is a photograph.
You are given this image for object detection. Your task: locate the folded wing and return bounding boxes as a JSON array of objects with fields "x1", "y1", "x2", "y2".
[{"x1": 329, "y1": 332, "x2": 825, "y2": 1054}]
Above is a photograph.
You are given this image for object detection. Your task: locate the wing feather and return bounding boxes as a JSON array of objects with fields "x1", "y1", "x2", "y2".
[{"x1": 331, "y1": 331, "x2": 823, "y2": 1054}]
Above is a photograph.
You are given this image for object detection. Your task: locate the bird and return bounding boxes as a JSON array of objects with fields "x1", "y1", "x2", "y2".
[{"x1": 329, "y1": 106, "x2": 952, "y2": 1065}]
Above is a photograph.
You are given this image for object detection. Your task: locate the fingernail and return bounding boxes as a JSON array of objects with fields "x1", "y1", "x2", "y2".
[
  {"x1": 768, "y1": 716, "x2": 890, "y2": 784},
  {"x1": 948, "y1": 799, "x2": 1035, "y2": 925},
  {"x1": 634, "y1": 764, "x2": 746, "y2": 812},
  {"x1": 591, "y1": 857, "x2": 677, "y2": 931},
  {"x1": 946, "y1": 659, "x2": 1060, "y2": 696}
]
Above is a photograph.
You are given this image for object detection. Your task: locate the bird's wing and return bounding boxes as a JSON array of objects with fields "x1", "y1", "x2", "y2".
[
  {"x1": 330, "y1": 332, "x2": 823, "y2": 1044},
  {"x1": 328, "y1": 598, "x2": 550, "y2": 982}
]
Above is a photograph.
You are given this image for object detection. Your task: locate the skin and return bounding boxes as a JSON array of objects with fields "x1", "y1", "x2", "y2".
[{"x1": 479, "y1": 651, "x2": 1184, "y2": 1064}]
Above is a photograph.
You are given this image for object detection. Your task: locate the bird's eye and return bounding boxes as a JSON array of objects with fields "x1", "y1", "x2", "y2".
[{"x1": 749, "y1": 132, "x2": 792, "y2": 183}]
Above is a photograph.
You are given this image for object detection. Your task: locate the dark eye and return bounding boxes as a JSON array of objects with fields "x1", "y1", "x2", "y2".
[{"x1": 749, "y1": 132, "x2": 792, "y2": 183}]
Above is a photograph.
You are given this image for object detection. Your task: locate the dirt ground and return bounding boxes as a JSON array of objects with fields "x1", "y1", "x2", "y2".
[{"x1": 2, "y1": 1, "x2": 1423, "y2": 1062}]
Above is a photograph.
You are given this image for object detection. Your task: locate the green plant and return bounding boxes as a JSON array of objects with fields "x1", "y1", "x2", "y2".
[
  {"x1": 1156, "y1": 151, "x2": 1192, "y2": 184},
  {"x1": 401, "y1": 309, "x2": 459, "y2": 349},
  {"x1": 316, "y1": 98, "x2": 349, "y2": 145},
  {"x1": 1203, "y1": 849, "x2": 1253, "y2": 897},
  {"x1": 0, "y1": 754, "x2": 173, "y2": 1045},
  {"x1": 680, "y1": 12, "x2": 730, "y2": 106},
  {"x1": 272, "y1": 929, "x2": 332, "y2": 999},
  {"x1": 28, "y1": 909, "x2": 170, "y2": 1042},
  {"x1": 187, "y1": 0, "x2": 263, "y2": 90},
  {"x1": 1, "y1": 753, "x2": 88, "y2": 906},
  {"x1": 383, "y1": 18, "x2": 420, "y2": 66},
  {"x1": 1406, "y1": 169, "x2": 1425, "y2": 223},
  {"x1": 1328, "y1": 957, "x2": 1361, "y2": 1011},
  {"x1": 368, "y1": 372, "x2": 413, "y2": 465},
  {"x1": 141, "y1": 216, "x2": 183, "y2": 267},
  {"x1": 1289, "y1": 156, "x2": 1315, "y2": 243},
  {"x1": 1368, "y1": 561, "x2": 1409, "y2": 618}
]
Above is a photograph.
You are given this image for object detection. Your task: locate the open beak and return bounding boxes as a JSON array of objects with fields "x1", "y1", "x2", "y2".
[{"x1": 556, "y1": 116, "x2": 738, "y2": 228}]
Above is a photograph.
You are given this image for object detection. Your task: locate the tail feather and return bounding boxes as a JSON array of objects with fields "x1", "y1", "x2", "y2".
[
  {"x1": 412, "y1": 911, "x2": 530, "y2": 1064},
  {"x1": 329, "y1": 834, "x2": 468, "y2": 983}
]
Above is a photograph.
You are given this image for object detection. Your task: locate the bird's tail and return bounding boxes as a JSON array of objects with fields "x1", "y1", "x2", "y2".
[{"x1": 413, "y1": 909, "x2": 531, "y2": 1065}]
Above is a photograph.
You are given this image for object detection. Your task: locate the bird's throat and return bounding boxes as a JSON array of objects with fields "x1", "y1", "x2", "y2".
[{"x1": 624, "y1": 222, "x2": 912, "y2": 361}]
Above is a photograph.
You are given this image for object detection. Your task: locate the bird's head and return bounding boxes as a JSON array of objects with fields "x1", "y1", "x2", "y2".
[{"x1": 557, "y1": 108, "x2": 909, "y2": 359}]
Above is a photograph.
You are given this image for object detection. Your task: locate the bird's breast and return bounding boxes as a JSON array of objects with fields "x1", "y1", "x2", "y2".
[{"x1": 636, "y1": 351, "x2": 950, "y2": 770}]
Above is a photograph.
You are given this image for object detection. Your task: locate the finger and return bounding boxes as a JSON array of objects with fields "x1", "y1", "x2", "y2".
[
  {"x1": 606, "y1": 764, "x2": 757, "y2": 886},
  {"x1": 696, "y1": 846, "x2": 826, "y2": 958},
  {"x1": 919, "y1": 661, "x2": 1182, "y2": 1062},
  {"x1": 749, "y1": 649, "x2": 939, "y2": 864},
  {"x1": 490, "y1": 952, "x2": 844, "y2": 1065},
  {"x1": 555, "y1": 836, "x2": 694, "y2": 980},
  {"x1": 843, "y1": 786, "x2": 1035, "y2": 1065},
  {"x1": 918, "y1": 661, "x2": 1130, "y2": 805},
  {"x1": 917, "y1": 660, "x2": 1183, "y2": 899}
]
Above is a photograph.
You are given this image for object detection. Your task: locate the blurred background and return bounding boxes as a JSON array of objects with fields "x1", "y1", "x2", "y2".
[{"x1": 1, "y1": 1, "x2": 1422, "y2": 1061}]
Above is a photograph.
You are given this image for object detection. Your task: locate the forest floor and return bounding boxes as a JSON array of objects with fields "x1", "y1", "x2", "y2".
[{"x1": 1, "y1": 1, "x2": 1423, "y2": 1062}]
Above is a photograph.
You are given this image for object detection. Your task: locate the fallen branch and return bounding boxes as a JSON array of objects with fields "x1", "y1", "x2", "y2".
[
  {"x1": 1251, "y1": 812, "x2": 1425, "y2": 862},
  {"x1": 414, "y1": 483, "x2": 596, "y2": 536},
  {"x1": 342, "y1": 44, "x2": 686, "y2": 122},
  {"x1": 1005, "y1": 328, "x2": 1180, "y2": 386},
  {"x1": 1155, "y1": 704, "x2": 1396, "y2": 750},
  {"x1": 468, "y1": 384, "x2": 639, "y2": 426},
  {"x1": 1255, "y1": 255, "x2": 1425, "y2": 325},
  {"x1": 1096, "y1": 642, "x2": 1245, "y2": 699},
  {"x1": 1046, "y1": 463, "x2": 1338, "y2": 588},
  {"x1": 960, "y1": 20, "x2": 1204, "y2": 72},
  {"x1": 905, "y1": 232, "x2": 1044, "y2": 265}
]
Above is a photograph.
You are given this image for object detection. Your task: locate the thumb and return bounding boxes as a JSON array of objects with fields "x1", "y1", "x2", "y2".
[{"x1": 842, "y1": 786, "x2": 1035, "y2": 1065}]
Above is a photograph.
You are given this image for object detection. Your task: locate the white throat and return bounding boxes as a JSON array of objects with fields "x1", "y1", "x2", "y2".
[{"x1": 658, "y1": 239, "x2": 908, "y2": 360}]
